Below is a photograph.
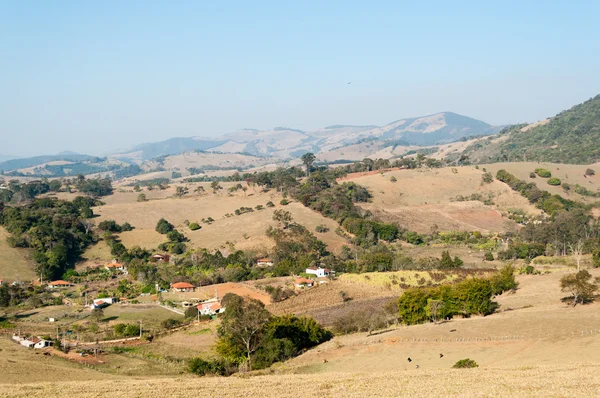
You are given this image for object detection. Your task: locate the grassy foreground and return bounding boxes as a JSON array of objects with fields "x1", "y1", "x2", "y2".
[{"x1": 3, "y1": 364, "x2": 600, "y2": 397}]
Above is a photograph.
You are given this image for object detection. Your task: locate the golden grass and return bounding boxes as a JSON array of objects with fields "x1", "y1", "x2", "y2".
[
  {"x1": 3, "y1": 365, "x2": 600, "y2": 397},
  {"x1": 0, "y1": 226, "x2": 36, "y2": 282},
  {"x1": 339, "y1": 270, "x2": 458, "y2": 291}
]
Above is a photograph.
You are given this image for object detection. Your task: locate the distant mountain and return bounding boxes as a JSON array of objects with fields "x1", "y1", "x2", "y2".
[
  {"x1": 0, "y1": 154, "x2": 16, "y2": 163},
  {"x1": 0, "y1": 154, "x2": 104, "y2": 172},
  {"x1": 110, "y1": 112, "x2": 496, "y2": 162},
  {"x1": 462, "y1": 95, "x2": 600, "y2": 164}
]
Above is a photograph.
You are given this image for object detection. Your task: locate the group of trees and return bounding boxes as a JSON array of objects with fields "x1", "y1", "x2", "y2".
[
  {"x1": 0, "y1": 197, "x2": 96, "y2": 279},
  {"x1": 396, "y1": 266, "x2": 517, "y2": 325},
  {"x1": 188, "y1": 294, "x2": 332, "y2": 374}
]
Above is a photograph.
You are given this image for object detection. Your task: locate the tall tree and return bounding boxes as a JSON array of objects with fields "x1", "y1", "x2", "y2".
[{"x1": 301, "y1": 152, "x2": 316, "y2": 177}]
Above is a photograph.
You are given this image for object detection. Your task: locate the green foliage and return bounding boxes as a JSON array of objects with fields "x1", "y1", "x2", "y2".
[
  {"x1": 280, "y1": 199, "x2": 290, "y2": 205},
  {"x1": 390, "y1": 176, "x2": 397, "y2": 182},
  {"x1": 155, "y1": 218, "x2": 174, "y2": 234},
  {"x1": 484, "y1": 252, "x2": 494, "y2": 261},
  {"x1": 189, "y1": 222, "x2": 201, "y2": 231},
  {"x1": 438, "y1": 250, "x2": 463, "y2": 269},
  {"x1": 593, "y1": 248, "x2": 600, "y2": 268},
  {"x1": 113, "y1": 323, "x2": 140, "y2": 337},
  {"x1": 529, "y1": 172, "x2": 536, "y2": 178},
  {"x1": 342, "y1": 217, "x2": 399, "y2": 245},
  {"x1": 535, "y1": 168, "x2": 552, "y2": 178},
  {"x1": 188, "y1": 358, "x2": 228, "y2": 376},
  {"x1": 481, "y1": 172, "x2": 494, "y2": 184},
  {"x1": 315, "y1": 224, "x2": 329, "y2": 233},
  {"x1": 585, "y1": 168, "x2": 595, "y2": 176},
  {"x1": 266, "y1": 201, "x2": 275, "y2": 207},
  {"x1": 453, "y1": 358, "x2": 479, "y2": 368},
  {"x1": 464, "y1": 95, "x2": 600, "y2": 164},
  {"x1": 161, "y1": 318, "x2": 182, "y2": 329},
  {"x1": 547, "y1": 177, "x2": 561, "y2": 186},
  {"x1": 560, "y1": 270, "x2": 599, "y2": 306},
  {"x1": 489, "y1": 265, "x2": 518, "y2": 295}
]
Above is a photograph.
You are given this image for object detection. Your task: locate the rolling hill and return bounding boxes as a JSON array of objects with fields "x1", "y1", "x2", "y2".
[{"x1": 462, "y1": 94, "x2": 600, "y2": 164}]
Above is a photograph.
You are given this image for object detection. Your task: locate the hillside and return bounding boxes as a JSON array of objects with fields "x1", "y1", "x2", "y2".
[
  {"x1": 463, "y1": 95, "x2": 600, "y2": 164},
  {"x1": 0, "y1": 226, "x2": 37, "y2": 282}
]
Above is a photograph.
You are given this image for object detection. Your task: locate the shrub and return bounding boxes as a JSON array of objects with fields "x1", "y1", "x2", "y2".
[
  {"x1": 585, "y1": 168, "x2": 595, "y2": 176},
  {"x1": 490, "y1": 265, "x2": 518, "y2": 295},
  {"x1": 529, "y1": 172, "x2": 536, "y2": 179},
  {"x1": 280, "y1": 199, "x2": 290, "y2": 205},
  {"x1": 189, "y1": 222, "x2": 201, "y2": 231},
  {"x1": 266, "y1": 201, "x2": 275, "y2": 207},
  {"x1": 188, "y1": 358, "x2": 227, "y2": 376},
  {"x1": 547, "y1": 177, "x2": 561, "y2": 186},
  {"x1": 137, "y1": 193, "x2": 147, "y2": 202},
  {"x1": 453, "y1": 358, "x2": 479, "y2": 368},
  {"x1": 255, "y1": 205, "x2": 264, "y2": 211},
  {"x1": 534, "y1": 168, "x2": 552, "y2": 178},
  {"x1": 484, "y1": 252, "x2": 494, "y2": 261},
  {"x1": 156, "y1": 218, "x2": 174, "y2": 234},
  {"x1": 481, "y1": 172, "x2": 493, "y2": 184},
  {"x1": 161, "y1": 318, "x2": 182, "y2": 329},
  {"x1": 390, "y1": 176, "x2": 397, "y2": 182},
  {"x1": 315, "y1": 224, "x2": 329, "y2": 233}
]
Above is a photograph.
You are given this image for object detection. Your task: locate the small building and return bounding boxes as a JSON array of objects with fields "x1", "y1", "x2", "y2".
[
  {"x1": 256, "y1": 258, "x2": 274, "y2": 267},
  {"x1": 305, "y1": 267, "x2": 331, "y2": 278},
  {"x1": 91, "y1": 297, "x2": 117, "y2": 309},
  {"x1": 197, "y1": 301, "x2": 224, "y2": 316},
  {"x1": 151, "y1": 253, "x2": 171, "y2": 262},
  {"x1": 14, "y1": 336, "x2": 53, "y2": 349},
  {"x1": 171, "y1": 282, "x2": 195, "y2": 292},
  {"x1": 48, "y1": 280, "x2": 74, "y2": 289},
  {"x1": 294, "y1": 277, "x2": 314, "y2": 289},
  {"x1": 105, "y1": 262, "x2": 126, "y2": 272}
]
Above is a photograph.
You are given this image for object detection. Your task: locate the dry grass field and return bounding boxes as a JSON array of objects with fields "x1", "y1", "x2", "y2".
[
  {"x1": 0, "y1": 226, "x2": 36, "y2": 282},
  {"x1": 92, "y1": 184, "x2": 346, "y2": 254},
  {"x1": 341, "y1": 166, "x2": 541, "y2": 233}
]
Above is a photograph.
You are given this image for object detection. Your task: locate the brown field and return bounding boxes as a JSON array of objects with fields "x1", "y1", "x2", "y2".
[
  {"x1": 0, "y1": 226, "x2": 36, "y2": 282},
  {"x1": 341, "y1": 166, "x2": 542, "y2": 233},
  {"x1": 92, "y1": 185, "x2": 346, "y2": 254},
  {"x1": 196, "y1": 282, "x2": 272, "y2": 305}
]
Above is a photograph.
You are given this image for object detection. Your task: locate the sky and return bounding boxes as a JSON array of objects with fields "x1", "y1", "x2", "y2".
[{"x1": 1, "y1": 1, "x2": 600, "y2": 157}]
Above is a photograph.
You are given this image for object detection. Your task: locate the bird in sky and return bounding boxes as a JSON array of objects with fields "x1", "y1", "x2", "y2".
[{"x1": 346, "y1": 81, "x2": 351, "y2": 84}]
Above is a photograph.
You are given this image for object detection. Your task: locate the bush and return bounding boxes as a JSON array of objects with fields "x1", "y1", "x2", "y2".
[
  {"x1": 156, "y1": 218, "x2": 174, "y2": 234},
  {"x1": 453, "y1": 358, "x2": 479, "y2": 368},
  {"x1": 315, "y1": 224, "x2": 329, "y2": 233},
  {"x1": 547, "y1": 177, "x2": 561, "y2": 186},
  {"x1": 585, "y1": 168, "x2": 595, "y2": 176},
  {"x1": 534, "y1": 168, "x2": 552, "y2": 178},
  {"x1": 529, "y1": 172, "x2": 536, "y2": 178},
  {"x1": 390, "y1": 176, "x2": 397, "y2": 182},
  {"x1": 481, "y1": 172, "x2": 493, "y2": 184},
  {"x1": 161, "y1": 318, "x2": 182, "y2": 329},
  {"x1": 188, "y1": 358, "x2": 227, "y2": 376},
  {"x1": 266, "y1": 201, "x2": 275, "y2": 207},
  {"x1": 484, "y1": 252, "x2": 494, "y2": 261},
  {"x1": 189, "y1": 222, "x2": 201, "y2": 231},
  {"x1": 280, "y1": 199, "x2": 290, "y2": 205}
]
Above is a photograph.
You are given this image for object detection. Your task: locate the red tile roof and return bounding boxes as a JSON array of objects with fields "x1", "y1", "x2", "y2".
[
  {"x1": 295, "y1": 278, "x2": 313, "y2": 285},
  {"x1": 171, "y1": 282, "x2": 194, "y2": 289},
  {"x1": 105, "y1": 263, "x2": 123, "y2": 268},
  {"x1": 49, "y1": 280, "x2": 72, "y2": 286}
]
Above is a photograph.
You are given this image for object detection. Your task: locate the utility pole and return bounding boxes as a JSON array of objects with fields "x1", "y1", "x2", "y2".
[{"x1": 139, "y1": 320, "x2": 142, "y2": 338}]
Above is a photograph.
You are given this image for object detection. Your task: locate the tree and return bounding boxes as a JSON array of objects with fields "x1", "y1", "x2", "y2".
[
  {"x1": 426, "y1": 299, "x2": 445, "y2": 323},
  {"x1": 90, "y1": 308, "x2": 104, "y2": 322},
  {"x1": 560, "y1": 270, "x2": 599, "y2": 306},
  {"x1": 272, "y1": 210, "x2": 293, "y2": 229},
  {"x1": 216, "y1": 295, "x2": 271, "y2": 370},
  {"x1": 301, "y1": 153, "x2": 316, "y2": 177},
  {"x1": 195, "y1": 186, "x2": 205, "y2": 195},
  {"x1": 175, "y1": 186, "x2": 188, "y2": 198},
  {"x1": 569, "y1": 239, "x2": 585, "y2": 271},
  {"x1": 211, "y1": 181, "x2": 222, "y2": 194},
  {"x1": 137, "y1": 193, "x2": 147, "y2": 202},
  {"x1": 155, "y1": 218, "x2": 174, "y2": 234}
]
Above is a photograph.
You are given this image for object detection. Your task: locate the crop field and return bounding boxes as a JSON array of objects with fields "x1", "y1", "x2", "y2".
[{"x1": 100, "y1": 304, "x2": 184, "y2": 330}]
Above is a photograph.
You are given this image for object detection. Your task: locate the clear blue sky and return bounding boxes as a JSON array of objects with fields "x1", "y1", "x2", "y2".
[{"x1": 1, "y1": 0, "x2": 600, "y2": 156}]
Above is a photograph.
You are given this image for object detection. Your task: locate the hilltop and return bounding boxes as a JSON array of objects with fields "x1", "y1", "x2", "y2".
[{"x1": 462, "y1": 95, "x2": 600, "y2": 164}]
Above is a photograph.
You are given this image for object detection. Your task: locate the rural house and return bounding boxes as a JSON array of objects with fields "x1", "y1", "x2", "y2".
[
  {"x1": 151, "y1": 253, "x2": 171, "y2": 262},
  {"x1": 13, "y1": 335, "x2": 53, "y2": 349},
  {"x1": 256, "y1": 258, "x2": 274, "y2": 267},
  {"x1": 171, "y1": 282, "x2": 195, "y2": 292},
  {"x1": 197, "y1": 301, "x2": 224, "y2": 316},
  {"x1": 294, "y1": 277, "x2": 314, "y2": 289},
  {"x1": 90, "y1": 297, "x2": 117, "y2": 309},
  {"x1": 105, "y1": 261, "x2": 126, "y2": 273},
  {"x1": 305, "y1": 267, "x2": 331, "y2": 278},
  {"x1": 48, "y1": 280, "x2": 74, "y2": 289}
]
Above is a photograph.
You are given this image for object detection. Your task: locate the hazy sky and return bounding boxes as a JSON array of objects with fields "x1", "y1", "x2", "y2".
[{"x1": 2, "y1": 1, "x2": 600, "y2": 157}]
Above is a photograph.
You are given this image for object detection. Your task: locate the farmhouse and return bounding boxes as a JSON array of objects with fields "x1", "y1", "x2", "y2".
[
  {"x1": 13, "y1": 335, "x2": 53, "y2": 349},
  {"x1": 151, "y1": 253, "x2": 171, "y2": 262},
  {"x1": 256, "y1": 258, "x2": 274, "y2": 267},
  {"x1": 91, "y1": 297, "x2": 117, "y2": 309},
  {"x1": 294, "y1": 277, "x2": 314, "y2": 289},
  {"x1": 171, "y1": 282, "x2": 195, "y2": 292},
  {"x1": 48, "y1": 280, "x2": 74, "y2": 289},
  {"x1": 305, "y1": 267, "x2": 331, "y2": 278},
  {"x1": 105, "y1": 261, "x2": 126, "y2": 272},
  {"x1": 197, "y1": 301, "x2": 224, "y2": 316}
]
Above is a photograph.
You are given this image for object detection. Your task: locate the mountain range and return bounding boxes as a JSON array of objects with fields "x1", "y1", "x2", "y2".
[{"x1": 111, "y1": 112, "x2": 500, "y2": 162}]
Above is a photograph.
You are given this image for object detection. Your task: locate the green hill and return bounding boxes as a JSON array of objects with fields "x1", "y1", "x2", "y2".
[{"x1": 463, "y1": 95, "x2": 600, "y2": 164}]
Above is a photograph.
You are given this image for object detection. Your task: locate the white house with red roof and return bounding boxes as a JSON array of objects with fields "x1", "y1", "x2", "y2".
[
  {"x1": 196, "y1": 300, "x2": 225, "y2": 316},
  {"x1": 256, "y1": 258, "x2": 274, "y2": 267},
  {"x1": 171, "y1": 282, "x2": 195, "y2": 292},
  {"x1": 294, "y1": 277, "x2": 314, "y2": 289},
  {"x1": 305, "y1": 267, "x2": 331, "y2": 278},
  {"x1": 105, "y1": 261, "x2": 126, "y2": 273},
  {"x1": 48, "y1": 280, "x2": 74, "y2": 289}
]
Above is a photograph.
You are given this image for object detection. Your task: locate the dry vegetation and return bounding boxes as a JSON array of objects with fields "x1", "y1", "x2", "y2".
[{"x1": 0, "y1": 226, "x2": 36, "y2": 281}]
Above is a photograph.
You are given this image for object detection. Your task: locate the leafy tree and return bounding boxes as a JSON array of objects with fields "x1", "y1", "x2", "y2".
[
  {"x1": 547, "y1": 177, "x2": 561, "y2": 186},
  {"x1": 560, "y1": 270, "x2": 599, "y2": 306},
  {"x1": 481, "y1": 172, "x2": 494, "y2": 184},
  {"x1": 301, "y1": 152, "x2": 316, "y2": 176},
  {"x1": 273, "y1": 210, "x2": 293, "y2": 229},
  {"x1": 210, "y1": 181, "x2": 222, "y2": 194},
  {"x1": 189, "y1": 222, "x2": 201, "y2": 231},
  {"x1": 216, "y1": 295, "x2": 271, "y2": 369},
  {"x1": 453, "y1": 358, "x2": 478, "y2": 368},
  {"x1": 535, "y1": 168, "x2": 552, "y2": 178},
  {"x1": 155, "y1": 218, "x2": 174, "y2": 234}
]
